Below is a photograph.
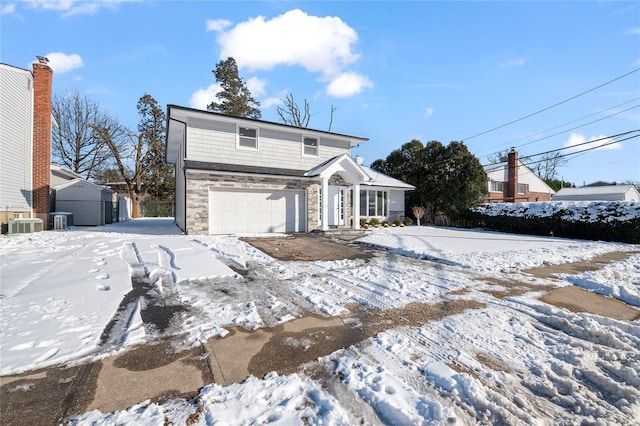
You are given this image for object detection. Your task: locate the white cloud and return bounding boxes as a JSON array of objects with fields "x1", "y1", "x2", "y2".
[
  {"x1": 326, "y1": 72, "x2": 373, "y2": 98},
  {"x1": 189, "y1": 83, "x2": 220, "y2": 110},
  {"x1": 425, "y1": 108, "x2": 434, "y2": 118},
  {"x1": 1, "y1": 3, "x2": 16, "y2": 14},
  {"x1": 625, "y1": 27, "x2": 640, "y2": 35},
  {"x1": 206, "y1": 18, "x2": 232, "y2": 32},
  {"x1": 217, "y1": 9, "x2": 360, "y2": 78},
  {"x1": 499, "y1": 58, "x2": 526, "y2": 68},
  {"x1": 38, "y1": 52, "x2": 83, "y2": 73},
  {"x1": 27, "y1": 0, "x2": 134, "y2": 17},
  {"x1": 563, "y1": 132, "x2": 622, "y2": 153},
  {"x1": 246, "y1": 76, "x2": 266, "y2": 98},
  {"x1": 260, "y1": 97, "x2": 282, "y2": 109}
]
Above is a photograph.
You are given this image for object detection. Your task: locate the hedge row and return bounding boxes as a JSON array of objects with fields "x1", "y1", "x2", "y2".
[{"x1": 462, "y1": 210, "x2": 640, "y2": 244}]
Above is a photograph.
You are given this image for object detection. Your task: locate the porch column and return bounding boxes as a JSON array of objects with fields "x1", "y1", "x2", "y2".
[
  {"x1": 321, "y1": 177, "x2": 329, "y2": 231},
  {"x1": 353, "y1": 183, "x2": 360, "y2": 230}
]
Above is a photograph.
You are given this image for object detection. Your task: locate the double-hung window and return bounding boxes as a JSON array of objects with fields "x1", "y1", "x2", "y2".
[
  {"x1": 238, "y1": 126, "x2": 258, "y2": 150},
  {"x1": 303, "y1": 137, "x2": 318, "y2": 156},
  {"x1": 517, "y1": 183, "x2": 526, "y2": 194},
  {"x1": 490, "y1": 181, "x2": 504, "y2": 192}
]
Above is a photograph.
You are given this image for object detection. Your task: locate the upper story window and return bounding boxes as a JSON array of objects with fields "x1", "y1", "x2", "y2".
[
  {"x1": 518, "y1": 183, "x2": 526, "y2": 194},
  {"x1": 238, "y1": 126, "x2": 258, "y2": 150},
  {"x1": 490, "y1": 181, "x2": 504, "y2": 192},
  {"x1": 303, "y1": 137, "x2": 318, "y2": 156}
]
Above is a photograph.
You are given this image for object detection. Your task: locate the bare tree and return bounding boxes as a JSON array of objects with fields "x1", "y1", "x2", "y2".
[
  {"x1": 529, "y1": 152, "x2": 567, "y2": 181},
  {"x1": 276, "y1": 93, "x2": 311, "y2": 127},
  {"x1": 276, "y1": 93, "x2": 338, "y2": 131},
  {"x1": 92, "y1": 94, "x2": 169, "y2": 218},
  {"x1": 412, "y1": 205, "x2": 427, "y2": 226},
  {"x1": 51, "y1": 90, "x2": 113, "y2": 180},
  {"x1": 487, "y1": 148, "x2": 510, "y2": 165}
]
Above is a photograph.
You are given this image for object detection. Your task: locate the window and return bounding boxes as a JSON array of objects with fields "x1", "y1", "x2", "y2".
[
  {"x1": 518, "y1": 183, "x2": 526, "y2": 194},
  {"x1": 303, "y1": 137, "x2": 318, "y2": 156},
  {"x1": 490, "y1": 181, "x2": 504, "y2": 192},
  {"x1": 360, "y1": 190, "x2": 388, "y2": 216},
  {"x1": 238, "y1": 126, "x2": 258, "y2": 149}
]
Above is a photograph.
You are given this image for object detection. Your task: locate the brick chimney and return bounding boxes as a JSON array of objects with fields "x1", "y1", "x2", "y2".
[
  {"x1": 506, "y1": 148, "x2": 518, "y2": 202},
  {"x1": 32, "y1": 56, "x2": 53, "y2": 228}
]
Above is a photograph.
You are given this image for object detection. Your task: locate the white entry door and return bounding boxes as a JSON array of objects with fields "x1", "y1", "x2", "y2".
[{"x1": 327, "y1": 186, "x2": 345, "y2": 226}]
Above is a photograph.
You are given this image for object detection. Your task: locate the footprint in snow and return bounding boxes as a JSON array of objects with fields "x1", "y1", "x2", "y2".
[
  {"x1": 95, "y1": 273, "x2": 109, "y2": 280},
  {"x1": 97, "y1": 284, "x2": 111, "y2": 291}
]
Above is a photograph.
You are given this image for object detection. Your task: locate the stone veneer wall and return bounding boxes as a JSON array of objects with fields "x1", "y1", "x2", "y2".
[{"x1": 185, "y1": 170, "x2": 319, "y2": 234}]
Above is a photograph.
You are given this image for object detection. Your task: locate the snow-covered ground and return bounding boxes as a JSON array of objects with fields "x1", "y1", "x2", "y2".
[{"x1": 1, "y1": 219, "x2": 639, "y2": 425}]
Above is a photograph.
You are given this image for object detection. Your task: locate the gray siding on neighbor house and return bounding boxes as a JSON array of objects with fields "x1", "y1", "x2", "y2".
[
  {"x1": 185, "y1": 117, "x2": 351, "y2": 172},
  {"x1": 55, "y1": 180, "x2": 112, "y2": 226},
  {"x1": 0, "y1": 64, "x2": 33, "y2": 212}
]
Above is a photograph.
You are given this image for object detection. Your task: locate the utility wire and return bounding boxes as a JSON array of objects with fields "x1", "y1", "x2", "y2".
[
  {"x1": 473, "y1": 97, "x2": 640, "y2": 155},
  {"x1": 462, "y1": 67, "x2": 640, "y2": 142},
  {"x1": 482, "y1": 132, "x2": 639, "y2": 173}
]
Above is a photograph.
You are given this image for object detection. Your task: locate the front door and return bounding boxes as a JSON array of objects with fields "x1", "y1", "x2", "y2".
[{"x1": 328, "y1": 186, "x2": 345, "y2": 226}]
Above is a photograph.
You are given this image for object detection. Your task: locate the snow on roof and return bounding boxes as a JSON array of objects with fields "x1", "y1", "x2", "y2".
[
  {"x1": 554, "y1": 185, "x2": 636, "y2": 196},
  {"x1": 360, "y1": 165, "x2": 415, "y2": 189}
]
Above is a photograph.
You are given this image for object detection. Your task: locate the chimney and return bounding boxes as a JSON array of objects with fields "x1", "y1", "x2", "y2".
[
  {"x1": 355, "y1": 156, "x2": 364, "y2": 165},
  {"x1": 506, "y1": 148, "x2": 518, "y2": 202},
  {"x1": 32, "y1": 56, "x2": 53, "y2": 228}
]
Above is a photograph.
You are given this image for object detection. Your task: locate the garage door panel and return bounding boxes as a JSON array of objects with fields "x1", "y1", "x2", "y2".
[{"x1": 209, "y1": 189, "x2": 306, "y2": 235}]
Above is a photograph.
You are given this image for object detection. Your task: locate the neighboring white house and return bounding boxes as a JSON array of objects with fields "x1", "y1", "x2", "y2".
[
  {"x1": 165, "y1": 105, "x2": 414, "y2": 235},
  {"x1": 484, "y1": 150, "x2": 555, "y2": 203},
  {"x1": 0, "y1": 58, "x2": 53, "y2": 232},
  {"x1": 553, "y1": 185, "x2": 640, "y2": 202},
  {"x1": 0, "y1": 64, "x2": 33, "y2": 224}
]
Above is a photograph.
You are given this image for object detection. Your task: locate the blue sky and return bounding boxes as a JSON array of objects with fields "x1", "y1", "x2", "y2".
[{"x1": 2, "y1": 0, "x2": 639, "y2": 185}]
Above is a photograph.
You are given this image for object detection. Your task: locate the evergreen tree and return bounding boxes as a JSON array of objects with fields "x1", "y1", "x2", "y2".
[
  {"x1": 208, "y1": 57, "x2": 261, "y2": 119},
  {"x1": 371, "y1": 140, "x2": 487, "y2": 222},
  {"x1": 137, "y1": 94, "x2": 174, "y2": 202}
]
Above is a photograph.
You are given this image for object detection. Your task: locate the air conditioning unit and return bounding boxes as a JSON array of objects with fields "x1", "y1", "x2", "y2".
[
  {"x1": 8, "y1": 218, "x2": 44, "y2": 234},
  {"x1": 54, "y1": 215, "x2": 67, "y2": 230}
]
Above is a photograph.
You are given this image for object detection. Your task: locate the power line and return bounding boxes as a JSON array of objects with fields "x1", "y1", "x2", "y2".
[
  {"x1": 507, "y1": 106, "x2": 639, "y2": 152},
  {"x1": 482, "y1": 131, "x2": 639, "y2": 173},
  {"x1": 462, "y1": 67, "x2": 640, "y2": 142},
  {"x1": 473, "y1": 98, "x2": 640, "y2": 156}
]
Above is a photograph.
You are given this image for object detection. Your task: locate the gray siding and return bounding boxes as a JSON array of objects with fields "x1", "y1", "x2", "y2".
[
  {"x1": 175, "y1": 144, "x2": 186, "y2": 231},
  {"x1": 186, "y1": 117, "x2": 351, "y2": 171},
  {"x1": 0, "y1": 64, "x2": 33, "y2": 212},
  {"x1": 55, "y1": 180, "x2": 112, "y2": 226}
]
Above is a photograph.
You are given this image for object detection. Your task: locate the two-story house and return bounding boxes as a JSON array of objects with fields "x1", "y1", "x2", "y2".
[
  {"x1": 166, "y1": 105, "x2": 414, "y2": 235},
  {"x1": 484, "y1": 149, "x2": 555, "y2": 203},
  {"x1": 0, "y1": 57, "x2": 53, "y2": 232}
]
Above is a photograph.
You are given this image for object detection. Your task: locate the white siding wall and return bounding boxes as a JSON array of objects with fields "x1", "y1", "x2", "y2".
[
  {"x1": 0, "y1": 65, "x2": 33, "y2": 212},
  {"x1": 174, "y1": 144, "x2": 186, "y2": 230},
  {"x1": 186, "y1": 117, "x2": 351, "y2": 170},
  {"x1": 518, "y1": 167, "x2": 550, "y2": 193}
]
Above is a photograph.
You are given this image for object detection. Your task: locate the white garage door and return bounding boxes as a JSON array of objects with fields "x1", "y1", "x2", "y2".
[{"x1": 209, "y1": 189, "x2": 306, "y2": 234}]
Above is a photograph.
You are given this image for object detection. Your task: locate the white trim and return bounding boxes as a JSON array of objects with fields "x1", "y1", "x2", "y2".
[
  {"x1": 236, "y1": 124, "x2": 259, "y2": 151},
  {"x1": 301, "y1": 135, "x2": 319, "y2": 158}
]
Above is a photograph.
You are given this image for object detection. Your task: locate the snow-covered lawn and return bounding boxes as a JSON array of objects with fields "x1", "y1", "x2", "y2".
[{"x1": 1, "y1": 219, "x2": 639, "y2": 424}]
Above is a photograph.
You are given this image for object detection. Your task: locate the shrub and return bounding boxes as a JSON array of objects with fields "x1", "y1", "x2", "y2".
[
  {"x1": 393, "y1": 218, "x2": 402, "y2": 227},
  {"x1": 360, "y1": 217, "x2": 368, "y2": 228},
  {"x1": 403, "y1": 216, "x2": 413, "y2": 226},
  {"x1": 369, "y1": 217, "x2": 380, "y2": 226}
]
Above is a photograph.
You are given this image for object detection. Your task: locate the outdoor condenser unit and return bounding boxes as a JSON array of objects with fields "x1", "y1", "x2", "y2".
[{"x1": 8, "y1": 218, "x2": 44, "y2": 234}]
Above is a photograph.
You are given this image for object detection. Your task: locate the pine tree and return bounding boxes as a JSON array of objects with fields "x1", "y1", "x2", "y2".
[{"x1": 208, "y1": 57, "x2": 261, "y2": 119}]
